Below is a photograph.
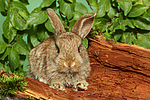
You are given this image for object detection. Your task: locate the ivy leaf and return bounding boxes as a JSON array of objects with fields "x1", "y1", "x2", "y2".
[
  {"x1": 9, "y1": 1, "x2": 29, "y2": 30},
  {"x1": 108, "y1": 6, "x2": 116, "y2": 19},
  {"x1": 125, "y1": 19, "x2": 135, "y2": 28},
  {"x1": 8, "y1": 48, "x2": 20, "y2": 71},
  {"x1": 82, "y1": 38, "x2": 88, "y2": 48},
  {"x1": 109, "y1": 18, "x2": 119, "y2": 32},
  {"x1": 27, "y1": 7, "x2": 48, "y2": 25},
  {"x1": 19, "y1": 0, "x2": 29, "y2": 5},
  {"x1": 94, "y1": 18, "x2": 110, "y2": 32},
  {"x1": 41, "y1": 0, "x2": 55, "y2": 8},
  {"x1": 37, "y1": 25, "x2": 50, "y2": 42},
  {"x1": 59, "y1": 0, "x2": 74, "y2": 19},
  {"x1": 10, "y1": 9, "x2": 28, "y2": 30},
  {"x1": 143, "y1": 0, "x2": 150, "y2": 6},
  {"x1": 2, "y1": 17, "x2": 17, "y2": 43},
  {"x1": 0, "y1": 41, "x2": 7, "y2": 54},
  {"x1": 69, "y1": 11, "x2": 83, "y2": 28},
  {"x1": 133, "y1": 33, "x2": 150, "y2": 49},
  {"x1": 113, "y1": 31, "x2": 122, "y2": 42},
  {"x1": 0, "y1": 47, "x2": 11, "y2": 60},
  {"x1": 29, "y1": 27, "x2": 40, "y2": 47},
  {"x1": 120, "y1": 32, "x2": 135, "y2": 44},
  {"x1": 45, "y1": 19, "x2": 54, "y2": 33},
  {"x1": 97, "y1": 0, "x2": 110, "y2": 17},
  {"x1": 87, "y1": 0, "x2": 98, "y2": 7},
  {"x1": 128, "y1": 4, "x2": 149, "y2": 17},
  {"x1": 65, "y1": 0, "x2": 74, "y2": 3},
  {"x1": 75, "y1": 2, "x2": 88, "y2": 14},
  {"x1": 10, "y1": 1, "x2": 29, "y2": 20},
  {"x1": 117, "y1": 0, "x2": 132, "y2": 16},
  {"x1": 0, "y1": 0, "x2": 5, "y2": 12},
  {"x1": 13, "y1": 37, "x2": 30, "y2": 55},
  {"x1": 142, "y1": 12, "x2": 150, "y2": 22},
  {"x1": 133, "y1": 19, "x2": 150, "y2": 30}
]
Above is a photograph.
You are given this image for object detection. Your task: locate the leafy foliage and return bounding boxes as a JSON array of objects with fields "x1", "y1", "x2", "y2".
[
  {"x1": 0, "y1": 0, "x2": 150, "y2": 75},
  {"x1": 0, "y1": 74, "x2": 28, "y2": 95}
]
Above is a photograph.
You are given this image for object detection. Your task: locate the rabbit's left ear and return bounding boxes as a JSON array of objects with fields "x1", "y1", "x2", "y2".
[
  {"x1": 72, "y1": 13, "x2": 96, "y2": 39},
  {"x1": 46, "y1": 8, "x2": 66, "y2": 38}
]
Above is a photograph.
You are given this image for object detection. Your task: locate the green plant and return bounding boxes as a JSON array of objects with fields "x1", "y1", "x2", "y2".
[
  {"x1": 0, "y1": 0, "x2": 150, "y2": 75},
  {"x1": 0, "y1": 74, "x2": 28, "y2": 95}
]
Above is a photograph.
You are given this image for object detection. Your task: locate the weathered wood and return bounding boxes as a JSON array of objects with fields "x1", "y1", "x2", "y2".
[{"x1": 12, "y1": 36, "x2": 150, "y2": 99}]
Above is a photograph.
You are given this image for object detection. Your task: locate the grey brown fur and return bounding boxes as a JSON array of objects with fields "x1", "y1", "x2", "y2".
[{"x1": 29, "y1": 8, "x2": 96, "y2": 91}]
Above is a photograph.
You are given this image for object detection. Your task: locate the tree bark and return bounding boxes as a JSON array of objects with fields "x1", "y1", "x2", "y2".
[{"x1": 14, "y1": 36, "x2": 150, "y2": 100}]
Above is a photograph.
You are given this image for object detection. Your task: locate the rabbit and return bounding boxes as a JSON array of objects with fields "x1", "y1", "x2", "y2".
[{"x1": 29, "y1": 8, "x2": 96, "y2": 91}]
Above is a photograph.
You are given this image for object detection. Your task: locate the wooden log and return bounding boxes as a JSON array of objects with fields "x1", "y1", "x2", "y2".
[
  {"x1": 88, "y1": 36, "x2": 150, "y2": 76},
  {"x1": 8, "y1": 36, "x2": 150, "y2": 99}
]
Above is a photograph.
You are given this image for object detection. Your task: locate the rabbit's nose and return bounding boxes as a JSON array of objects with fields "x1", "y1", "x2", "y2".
[{"x1": 64, "y1": 62, "x2": 75, "y2": 68}]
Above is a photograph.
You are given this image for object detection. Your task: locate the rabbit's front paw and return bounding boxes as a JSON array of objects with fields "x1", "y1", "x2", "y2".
[
  {"x1": 49, "y1": 82, "x2": 66, "y2": 91},
  {"x1": 74, "y1": 80, "x2": 89, "y2": 91}
]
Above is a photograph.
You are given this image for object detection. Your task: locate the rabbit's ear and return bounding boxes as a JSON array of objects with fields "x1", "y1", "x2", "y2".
[
  {"x1": 72, "y1": 13, "x2": 96, "y2": 39},
  {"x1": 46, "y1": 8, "x2": 66, "y2": 38}
]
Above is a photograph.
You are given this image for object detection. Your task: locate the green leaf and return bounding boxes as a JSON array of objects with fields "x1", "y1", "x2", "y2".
[
  {"x1": 94, "y1": 18, "x2": 110, "y2": 32},
  {"x1": 27, "y1": 7, "x2": 48, "y2": 25},
  {"x1": 125, "y1": 19, "x2": 135, "y2": 28},
  {"x1": 29, "y1": 27, "x2": 40, "y2": 47},
  {"x1": 133, "y1": 33, "x2": 150, "y2": 49},
  {"x1": 69, "y1": 11, "x2": 83, "y2": 28},
  {"x1": 37, "y1": 25, "x2": 50, "y2": 42},
  {"x1": 0, "y1": 41, "x2": 7, "y2": 54},
  {"x1": 10, "y1": 1, "x2": 29, "y2": 20},
  {"x1": 97, "y1": 0, "x2": 111, "y2": 17},
  {"x1": 59, "y1": 0, "x2": 74, "y2": 19},
  {"x1": 143, "y1": 0, "x2": 150, "y2": 6},
  {"x1": 45, "y1": 19, "x2": 54, "y2": 33},
  {"x1": 75, "y1": 2, "x2": 88, "y2": 14},
  {"x1": 87, "y1": 0, "x2": 98, "y2": 7},
  {"x1": 19, "y1": 0, "x2": 29, "y2": 5},
  {"x1": 108, "y1": 6, "x2": 116, "y2": 19},
  {"x1": 41, "y1": 0, "x2": 55, "y2": 8},
  {"x1": 128, "y1": 4, "x2": 149, "y2": 17},
  {"x1": 117, "y1": 0, "x2": 132, "y2": 16},
  {"x1": 142, "y1": 12, "x2": 150, "y2": 22},
  {"x1": 8, "y1": 1, "x2": 29, "y2": 30},
  {"x1": 8, "y1": 48, "x2": 20, "y2": 71},
  {"x1": 13, "y1": 38, "x2": 30, "y2": 55},
  {"x1": 109, "y1": 18, "x2": 119, "y2": 32},
  {"x1": 65, "y1": 0, "x2": 74, "y2": 3},
  {"x1": 134, "y1": 19, "x2": 150, "y2": 30},
  {"x1": 0, "y1": 0, "x2": 5, "y2": 12},
  {"x1": 2, "y1": 17, "x2": 17, "y2": 43},
  {"x1": 0, "y1": 62, "x2": 3, "y2": 70},
  {"x1": 0, "y1": 47, "x2": 11, "y2": 60},
  {"x1": 23, "y1": 59, "x2": 29, "y2": 72},
  {"x1": 82, "y1": 38, "x2": 88, "y2": 48},
  {"x1": 120, "y1": 32, "x2": 135, "y2": 44},
  {"x1": 113, "y1": 33, "x2": 122, "y2": 42},
  {"x1": 10, "y1": 9, "x2": 28, "y2": 30}
]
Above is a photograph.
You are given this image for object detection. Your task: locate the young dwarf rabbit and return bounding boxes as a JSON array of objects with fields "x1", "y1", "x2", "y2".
[{"x1": 29, "y1": 8, "x2": 96, "y2": 91}]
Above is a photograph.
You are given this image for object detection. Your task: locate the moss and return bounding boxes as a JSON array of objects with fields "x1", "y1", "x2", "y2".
[{"x1": 0, "y1": 74, "x2": 28, "y2": 95}]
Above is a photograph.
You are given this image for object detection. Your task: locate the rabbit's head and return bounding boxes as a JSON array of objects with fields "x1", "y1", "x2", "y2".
[{"x1": 46, "y1": 8, "x2": 96, "y2": 73}]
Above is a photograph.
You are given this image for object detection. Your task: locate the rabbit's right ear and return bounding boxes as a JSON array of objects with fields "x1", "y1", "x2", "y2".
[
  {"x1": 72, "y1": 13, "x2": 96, "y2": 39},
  {"x1": 46, "y1": 8, "x2": 66, "y2": 38}
]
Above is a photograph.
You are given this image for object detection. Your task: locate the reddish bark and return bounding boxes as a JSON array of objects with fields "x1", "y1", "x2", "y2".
[{"x1": 13, "y1": 36, "x2": 150, "y2": 99}]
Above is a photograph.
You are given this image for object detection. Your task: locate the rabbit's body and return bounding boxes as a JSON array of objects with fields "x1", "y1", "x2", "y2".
[{"x1": 29, "y1": 8, "x2": 96, "y2": 91}]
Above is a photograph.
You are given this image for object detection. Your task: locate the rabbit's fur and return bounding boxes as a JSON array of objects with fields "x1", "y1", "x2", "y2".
[{"x1": 29, "y1": 8, "x2": 96, "y2": 91}]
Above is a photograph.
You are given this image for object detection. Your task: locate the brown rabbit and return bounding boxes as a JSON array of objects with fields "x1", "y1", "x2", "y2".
[{"x1": 29, "y1": 8, "x2": 96, "y2": 91}]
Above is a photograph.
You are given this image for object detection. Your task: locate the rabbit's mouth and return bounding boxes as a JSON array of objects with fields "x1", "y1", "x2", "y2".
[{"x1": 57, "y1": 68, "x2": 79, "y2": 74}]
